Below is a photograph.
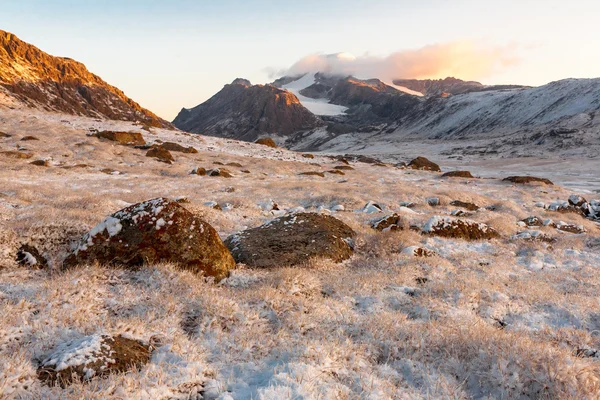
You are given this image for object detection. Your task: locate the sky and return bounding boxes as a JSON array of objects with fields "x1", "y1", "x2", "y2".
[{"x1": 2, "y1": 0, "x2": 599, "y2": 120}]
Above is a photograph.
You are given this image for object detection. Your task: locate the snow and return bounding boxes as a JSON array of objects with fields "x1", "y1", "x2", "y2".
[
  {"x1": 383, "y1": 81, "x2": 424, "y2": 97},
  {"x1": 41, "y1": 334, "x2": 109, "y2": 375},
  {"x1": 281, "y1": 73, "x2": 348, "y2": 116}
]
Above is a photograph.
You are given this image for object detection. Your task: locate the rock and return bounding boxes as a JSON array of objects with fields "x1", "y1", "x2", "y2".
[
  {"x1": 2, "y1": 150, "x2": 33, "y2": 159},
  {"x1": 503, "y1": 176, "x2": 553, "y2": 185},
  {"x1": 302, "y1": 154, "x2": 314, "y2": 159},
  {"x1": 207, "y1": 168, "x2": 233, "y2": 178},
  {"x1": 362, "y1": 201, "x2": 383, "y2": 214},
  {"x1": 146, "y1": 146, "x2": 174, "y2": 163},
  {"x1": 521, "y1": 216, "x2": 543, "y2": 227},
  {"x1": 30, "y1": 159, "x2": 49, "y2": 167},
  {"x1": 402, "y1": 246, "x2": 437, "y2": 257},
  {"x1": 16, "y1": 244, "x2": 47, "y2": 268},
  {"x1": 449, "y1": 200, "x2": 479, "y2": 211},
  {"x1": 371, "y1": 213, "x2": 402, "y2": 231},
  {"x1": 159, "y1": 142, "x2": 198, "y2": 153},
  {"x1": 326, "y1": 170, "x2": 345, "y2": 175},
  {"x1": 191, "y1": 167, "x2": 207, "y2": 176},
  {"x1": 568, "y1": 194, "x2": 588, "y2": 207},
  {"x1": 511, "y1": 230, "x2": 555, "y2": 243},
  {"x1": 225, "y1": 213, "x2": 356, "y2": 268},
  {"x1": 241, "y1": 169, "x2": 251, "y2": 174},
  {"x1": 442, "y1": 170, "x2": 474, "y2": 178},
  {"x1": 226, "y1": 162, "x2": 243, "y2": 168},
  {"x1": 426, "y1": 197, "x2": 440, "y2": 206},
  {"x1": 63, "y1": 198, "x2": 235, "y2": 281},
  {"x1": 100, "y1": 168, "x2": 118, "y2": 175},
  {"x1": 20, "y1": 135, "x2": 39, "y2": 141},
  {"x1": 407, "y1": 157, "x2": 441, "y2": 172},
  {"x1": 255, "y1": 137, "x2": 277, "y2": 148},
  {"x1": 213, "y1": 161, "x2": 224, "y2": 165},
  {"x1": 37, "y1": 335, "x2": 150, "y2": 387},
  {"x1": 334, "y1": 165, "x2": 354, "y2": 170},
  {"x1": 300, "y1": 171, "x2": 325, "y2": 177},
  {"x1": 175, "y1": 196, "x2": 189, "y2": 203},
  {"x1": 547, "y1": 201, "x2": 586, "y2": 217},
  {"x1": 0, "y1": 131, "x2": 11, "y2": 138},
  {"x1": 556, "y1": 222, "x2": 586, "y2": 234},
  {"x1": 95, "y1": 131, "x2": 146, "y2": 146},
  {"x1": 61, "y1": 164, "x2": 88, "y2": 169},
  {"x1": 423, "y1": 216, "x2": 499, "y2": 240}
]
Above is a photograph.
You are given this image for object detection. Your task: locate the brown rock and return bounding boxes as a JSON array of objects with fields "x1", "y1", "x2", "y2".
[
  {"x1": 556, "y1": 222, "x2": 585, "y2": 234},
  {"x1": 30, "y1": 159, "x2": 49, "y2": 167},
  {"x1": 503, "y1": 176, "x2": 553, "y2": 185},
  {"x1": 0, "y1": 131, "x2": 11, "y2": 138},
  {"x1": 95, "y1": 131, "x2": 146, "y2": 146},
  {"x1": 225, "y1": 213, "x2": 356, "y2": 268},
  {"x1": 160, "y1": 142, "x2": 198, "y2": 153},
  {"x1": 521, "y1": 216, "x2": 543, "y2": 227},
  {"x1": 302, "y1": 154, "x2": 315, "y2": 159},
  {"x1": 1, "y1": 150, "x2": 33, "y2": 159},
  {"x1": 423, "y1": 216, "x2": 499, "y2": 240},
  {"x1": 191, "y1": 167, "x2": 207, "y2": 176},
  {"x1": 20, "y1": 135, "x2": 39, "y2": 141},
  {"x1": 300, "y1": 171, "x2": 325, "y2": 177},
  {"x1": 63, "y1": 198, "x2": 235, "y2": 281},
  {"x1": 326, "y1": 170, "x2": 345, "y2": 175},
  {"x1": 146, "y1": 146, "x2": 174, "y2": 163},
  {"x1": 208, "y1": 168, "x2": 233, "y2": 178},
  {"x1": 407, "y1": 157, "x2": 441, "y2": 172},
  {"x1": 255, "y1": 137, "x2": 277, "y2": 148},
  {"x1": 334, "y1": 165, "x2": 354, "y2": 170},
  {"x1": 371, "y1": 213, "x2": 403, "y2": 231},
  {"x1": 37, "y1": 335, "x2": 150, "y2": 387},
  {"x1": 449, "y1": 200, "x2": 480, "y2": 211},
  {"x1": 442, "y1": 170, "x2": 474, "y2": 178},
  {"x1": 226, "y1": 162, "x2": 243, "y2": 168}
]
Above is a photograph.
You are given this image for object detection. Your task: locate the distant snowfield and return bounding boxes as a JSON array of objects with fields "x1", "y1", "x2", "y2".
[
  {"x1": 383, "y1": 81, "x2": 424, "y2": 96},
  {"x1": 281, "y1": 73, "x2": 348, "y2": 116}
]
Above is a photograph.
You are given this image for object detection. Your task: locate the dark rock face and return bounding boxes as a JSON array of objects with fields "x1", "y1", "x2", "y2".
[
  {"x1": 172, "y1": 79, "x2": 323, "y2": 141},
  {"x1": 442, "y1": 171, "x2": 474, "y2": 178},
  {"x1": 16, "y1": 244, "x2": 47, "y2": 268},
  {"x1": 408, "y1": 157, "x2": 441, "y2": 172},
  {"x1": 503, "y1": 176, "x2": 553, "y2": 185},
  {"x1": 225, "y1": 213, "x2": 356, "y2": 268},
  {"x1": 63, "y1": 198, "x2": 235, "y2": 281},
  {"x1": 255, "y1": 137, "x2": 277, "y2": 148},
  {"x1": 0, "y1": 30, "x2": 172, "y2": 128},
  {"x1": 95, "y1": 131, "x2": 146, "y2": 146},
  {"x1": 37, "y1": 335, "x2": 150, "y2": 387},
  {"x1": 160, "y1": 142, "x2": 198, "y2": 154},
  {"x1": 423, "y1": 217, "x2": 499, "y2": 240}
]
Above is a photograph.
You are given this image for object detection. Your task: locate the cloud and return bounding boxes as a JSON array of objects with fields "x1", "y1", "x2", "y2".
[{"x1": 284, "y1": 41, "x2": 519, "y2": 82}]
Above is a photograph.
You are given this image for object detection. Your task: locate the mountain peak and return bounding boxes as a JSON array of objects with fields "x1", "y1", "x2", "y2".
[{"x1": 230, "y1": 78, "x2": 251, "y2": 87}]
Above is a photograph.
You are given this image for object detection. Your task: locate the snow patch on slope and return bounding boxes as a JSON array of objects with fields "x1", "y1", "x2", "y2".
[{"x1": 282, "y1": 73, "x2": 348, "y2": 116}]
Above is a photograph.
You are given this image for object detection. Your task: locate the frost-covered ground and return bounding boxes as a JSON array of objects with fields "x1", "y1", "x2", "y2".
[{"x1": 1, "y1": 107, "x2": 600, "y2": 399}]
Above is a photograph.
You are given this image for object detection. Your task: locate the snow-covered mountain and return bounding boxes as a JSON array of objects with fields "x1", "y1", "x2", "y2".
[{"x1": 0, "y1": 30, "x2": 172, "y2": 128}]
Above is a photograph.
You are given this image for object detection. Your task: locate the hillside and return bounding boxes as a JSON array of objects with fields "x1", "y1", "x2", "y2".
[{"x1": 0, "y1": 30, "x2": 172, "y2": 128}]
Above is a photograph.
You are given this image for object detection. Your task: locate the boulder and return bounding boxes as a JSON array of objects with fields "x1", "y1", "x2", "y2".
[
  {"x1": 407, "y1": 157, "x2": 441, "y2": 172},
  {"x1": 63, "y1": 198, "x2": 235, "y2": 281},
  {"x1": 20, "y1": 135, "x2": 39, "y2": 141},
  {"x1": 191, "y1": 167, "x2": 207, "y2": 176},
  {"x1": 301, "y1": 154, "x2": 315, "y2": 159},
  {"x1": 159, "y1": 142, "x2": 198, "y2": 154},
  {"x1": 503, "y1": 176, "x2": 553, "y2": 185},
  {"x1": 362, "y1": 201, "x2": 383, "y2": 214},
  {"x1": 449, "y1": 200, "x2": 480, "y2": 211},
  {"x1": 37, "y1": 335, "x2": 150, "y2": 387},
  {"x1": 556, "y1": 222, "x2": 586, "y2": 234},
  {"x1": 511, "y1": 230, "x2": 555, "y2": 243},
  {"x1": 423, "y1": 216, "x2": 499, "y2": 240},
  {"x1": 442, "y1": 170, "x2": 474, "y2": 178},
  {"x1": 146, "y1": 146, "x2": 174, "y2": 163},
  {"x1": 521, "y1": 216, "x2": 543, "y2": 227},
  {"x1": 30, "y1": 159, "x2": 49, "y2": 167},
  {"x1": 568, "y1": 194, "x2": 588, "y2": 208},
  {"x1": 207, "y1": 168, "x2": 233, "y2": 178},
  {"x1": 225, "y1": 213, "x2": 356, "y2": 268},
  {"x1": 2, "y1": 150, "x2": 33, "y2": 159},
  {"x1": 255, "y1": 137, "x2": 277, "y2": 148},
  {"x1": 16, "y1": 244, "x2": 48, "y2": 269},
  {"x1": 371, "y1": 213, "x2": 403, "y2": 231},
  {"x1": 95, "y1": 131, "x2": 146, "y2": 146},
  {"x1": 300, "y1": 171, "x2": 325, "y2": 177}
]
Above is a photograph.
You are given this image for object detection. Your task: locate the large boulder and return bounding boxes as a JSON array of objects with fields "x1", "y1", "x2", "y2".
[
  {"x1": 503, "y1": 176, "x2": 553, "y2": 185},
  {"x1": 146, "y1": 146, "x2": 174, "y2": 163},
  {"x1": 95, "y1": 131, "x2": 146, "y2": 146},
  {"x1": 63, "y1": 198, "x2": 234, "y2": 281},
  {"x1": 422, "y1": 216, "x2": 499, "y2": 240},
  {"x1": 255, "y1": 137, "x2": 277, "y2": 148},
  {"x1": 37, "y1": 335, "x2": 150, "y2": 387},
  {"x1": 225, "y1": 213, "x2": 356, "y2": 267},
  {"x1": 407, "y1": 157, "x2": 441, "y2": 172}
]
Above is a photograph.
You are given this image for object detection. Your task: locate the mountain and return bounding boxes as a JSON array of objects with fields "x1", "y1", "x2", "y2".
[
  {"x1": 392, "y1": 77, "x2": 528, "y2": 96},
  {"x1": 0, "y1": 30, "x2": 171, "y2": 128},
  {"x1": 172, "y1": 79, "x2": 323, "y2": 141}
]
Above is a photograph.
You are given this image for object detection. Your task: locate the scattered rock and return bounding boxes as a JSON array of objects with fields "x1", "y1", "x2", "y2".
[
  {"x1": 37, "y1": 335, "x2": 150, "y2": 387},
  {"x1": 326, "y1": 170, "x2": 345, "y2": 175},
  {"x1": 63, "y1": 198, "x2": 235, "y2": 281},
  {"x1": 159, "y1": 142, "x2": 198, "y2": 154},
  {"x1": 20, "y1": 135, "x2": 39, "y2": 141},
  {"x1": 302, "y1": 154, "x2": 314, "y2": 159},
  {"x1": 407, "y1": 157, "x2": 441, "y2": 172},
  {"x1": 225, "y1": 213, "x2": 356, "y2": 268},
  {"x1": 512, "y1": 230, "x2": 555, "y2": 243},
  {"x1": 0, "y1": 131, "x2": 11, "y2": 138},
  {"x1": 30, "y1": 159, "x2": 49, "y2": 167},
  {"x1": 442, "y1": 170, "x2": 474, "y2": 178},
  {"x1": 146, "y1": 146, "x2": 174, "y2": 163},
  {"x1": 334, "y1": 165, "x2": 354, "y2": 171},
  {"x1": 95, "y1": 131, "x2": 146, "y2": 146},
  {"x1": 16, "y1": 244, "x2": 47, "y2": 268},
  {"x1": 568, "y1": 194, "x2": 588, "y2": 208},
  {"x1": 255, "y1": 137, "x2": 277, "y2": 148},
  {"x1": 2, "y1": 150, "x2": 33, "y2": 159},
  {"x1": 226, "y1": 162, "x2": 243, "y2": 168},
  {"x1": 371, "y1": 213, "x2": 402, "y2": 231},
  {"x1": 503, "y1": 176, "x2": 553, "y2": 185},
  {"x1": 362, "y1": 201, "x2": 383, "y2": 214},
  {"x1": 556, "y1": 222, "x2": 586, "y2": 234},
  {"x1": 208, "y1": 168, "x2": 233, "y2": 178},
  {"x1": 521, "y1": 216, "x2": 543, "y2": 227},
  {"x1": 402, "y1": 246, "x2": 437, "y2": 257},
  {"x1": 423, "y1": 216, "x2": 499, "y2": 240},
  {"x1": 547, "y1": 201, "x2": 586, "y2": 217},
  {"x1": 300, "y1": 171, "x2": 325, "y2": 177},
  {"x1": 449, "y1": 200, "x2": 479, "y2": 211},
  {"x1": 191, "y1": 167, "x2": 207, "y2": 176},
  {"x1": 426, "y1": 197, "x2": 440, "y2": 206}
]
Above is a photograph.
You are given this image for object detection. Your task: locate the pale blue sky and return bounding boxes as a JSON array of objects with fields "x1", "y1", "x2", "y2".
[{"x1": 2, "y1": 0, "x2": 599, "y2": 119}]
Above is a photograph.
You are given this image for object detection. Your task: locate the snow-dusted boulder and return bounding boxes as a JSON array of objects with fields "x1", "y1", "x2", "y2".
[
  {"x1": 225, "y1": 213, "x2": 355, "y2": 268},
  {"x1": 16, "y1": 244, "x2": 47, "y2": 269},
  {"x1": 422, "y1": 216, "x2": 499, "y2": 240},
  {"x1": 371, "y1": 213, "x2": 403, "y2": 232},
  {"x1": 63, "y1": 198, "x2": 235, "y2": 281},
  {"x1": 37, "y1": 335, "x2": 150, "y2": 387},
  {"x1": 402, "y1": 246, "x2": 437, "y2": 257}
]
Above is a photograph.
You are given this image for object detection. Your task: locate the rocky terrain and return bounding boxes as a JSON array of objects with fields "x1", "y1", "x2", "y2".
[
  {"x1": 391, "y1": 77, "x2": 527, "y2": 96},
  {"x1": 0, "y1": 30, "x2": 171, "y2": 128},
  {"x1": 1, "y1": 104, "x2": 600, "y2": 399}
]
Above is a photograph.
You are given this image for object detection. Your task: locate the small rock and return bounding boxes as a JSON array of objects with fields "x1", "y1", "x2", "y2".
[
  {"x1": 426, "y1": 197, "x2": 440, "y2": 207},
  {"x1": 334, "y1": 165, "x2": 354, "y2": 171},
  {"x1": 423, "y1": 216, "x2": 499, "y2": 240},
  {"x1": 226, "y1": 162, "x2": 243, "y2": 168},
  {"x1": 371, "y1": 213, "x2": 403, "y2": 231},
  {"x1": 95, "y1": 131, "x2": 146, "y2": 146},
  {"x1": 402, "y1": 246, "x2": 437, "y2": 257},
  {"x1": 255, "y1": 137, "x2": 277, "y2": 148},
  {"x1": 0, "y1": 131, "x2": 11, "y2": 138},
  {"x1": 208, "y1": 168, "x2": 233, "y2": 178},
  {"x1": 503, "y1": 176, "x2": 553, "y2": 185},
  {"x1": 556, "y1": 222, "x2": 586, "y2": 234},
  {"x1": 159, "y1": 142, "x2": 198, "y2": 153},
  {"x1": 300, "y1": 171, "x2": 325, "y2": 177},
  {"x1": 146, "y1": 146, "x2": 174, "y2": 163},
  {"x1": 2, "y1": 150, "x2": 33, "y2": 159},
  {"x1": 362, "y1": 201, "x2": 383, "y2": 214},
  {"x1": 191, "y1": 167, "x2": 207, "y2": 176},
  {"x1": 326, "y1": 170, "x2": 345, "y2": 175},
  {"x1": 16, "y1": 244, "x2": 48, "y2": 268},
  {"x1": 442, "y1": 170, "x2": 474, "y2": 178},
  {"x1": 20, "y1": 136, "x2": 39, "y2": 141},
  {"x1": 301, "y1": 154, "x2": 315, "y2": 159},
  {"x1": 30, "y1": 159, "x2": 49, "y2": 167},
  {"x1": 407, "y1": 157, "x2": 441, "y2": 172},
  {"x1": 450, "y1": 200, "x2": 479, "y2": 211},
  {"x1": 521, "y1": 216, "x2": 543, "y2": 227}
]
